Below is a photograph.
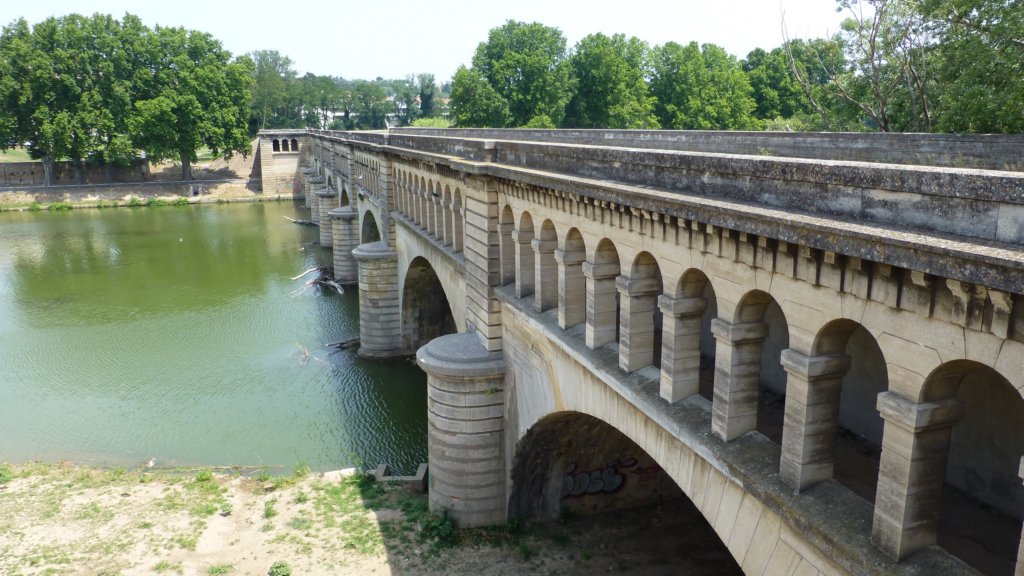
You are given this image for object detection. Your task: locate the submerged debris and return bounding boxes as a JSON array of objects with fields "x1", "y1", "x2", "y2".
[{"x1": 289, "y1": 266, "x2": 343, "y2": 296}]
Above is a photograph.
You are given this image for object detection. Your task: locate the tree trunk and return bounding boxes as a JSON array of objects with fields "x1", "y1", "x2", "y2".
[
  {"x1": 180, "y1": 153, "x2": 192, "y2": 181},
  {"x1": 73, "y1": 157, "x2": 85, "y2": 185},
  {"x1": 41, "y1": 156, "x2": 54, "y2": 187},
  {"x1": 105, "y1": 161, "x2": 113, "y2": 183}
]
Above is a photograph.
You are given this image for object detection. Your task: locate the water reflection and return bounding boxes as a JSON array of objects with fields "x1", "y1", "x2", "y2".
[{"x1": 0, "y1": 202, "x2": 427, "y2": 474}]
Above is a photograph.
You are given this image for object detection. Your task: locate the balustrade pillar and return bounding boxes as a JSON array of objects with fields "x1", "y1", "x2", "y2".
[
  {"x1": 554, "y1": 249, "x2": 585, "y2": 329},
  {"x1": 532, "y1": 238, "x2": 558, "y2": 312},
  {"x1": 418, "y1": 333, "x2": 507, "y2": 528},
  {"x1": 583, "y1": 261, "x2": 620, "y2": 349},
  {"x1": 512, "y1": 229, "x2": 534, "y2": 299},
  {"x1": 616, "y1": 276, "x2": 662, "y2": 373},
  {"x1": 871, "y1": 391, "x2": 963, "y2": 561},
  {"x1": 329, "y1": 207, "x2": 359, "y2": 283},
  {"x1": 711, "y1": 318, "x2": 769, "y2": 442},
  {"x1": 779, "y1": 349, "x2": 852, "y2": 491},
  {"x1": 352, "y1": 241, "x2": 402, "y2": 358},
  {"x1": 658, "y1": 295, "x2": 706, "y2": 403}
]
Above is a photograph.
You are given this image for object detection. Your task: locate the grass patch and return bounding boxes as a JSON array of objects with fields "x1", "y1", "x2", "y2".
[
  {"x1": 126, "y1": 196, "x2": 143, "y2": 207},
  {"x1": 146, "y1": 197, "x2": 169, "y2": 207},
  {"x1": 48, "y1": 201, "x2": 72, "y2": 211},
  {"x1": 206, "y1": 564, "x2": 233, "y2": 575},
  {"x1": 170, "y1": 196, "x2": 190, "y2": 206},
  {"x1": 153, "y1": 559, "x2": 183, "y2": 574},
  {"x1": 0, "y1": 147, "x2": 33, "y2": 162},
  {"x1": 0, "y1": 463, "x2": 12, "y2": 485},
  {"x1": 263, "y1": 498, "x2": 278, "y2": 519},
  {"x1": 268, "y1": 561, "x2": 292, "y2": 576},
  {"x1": 175, "y1": 532, "x2": 199, "y2": 551}
]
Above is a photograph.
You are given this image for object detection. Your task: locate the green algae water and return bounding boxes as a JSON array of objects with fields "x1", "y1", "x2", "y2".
[{"x1": 0, "y1": 201, "x2": 427, "y2": 473}]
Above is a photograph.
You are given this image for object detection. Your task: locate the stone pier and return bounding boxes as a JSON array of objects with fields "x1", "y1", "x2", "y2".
[
  {"x1": 352, "y1": 241, "x2": 402, "y2": 358},
  {"x1": 417, "y1": 333, "x2": 506, "y2": 528},
  {"x1": 329, "y1": 207, "x2": 358, "y2": 284}
]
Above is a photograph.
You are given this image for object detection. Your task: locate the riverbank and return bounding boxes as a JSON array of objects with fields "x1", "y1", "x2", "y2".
[
  {"x1": 0, "y1": 462, "x2": 734, "y2": 575},
  {"x1": 0, "y1": 179, "x2": 297, "y2": 212}
]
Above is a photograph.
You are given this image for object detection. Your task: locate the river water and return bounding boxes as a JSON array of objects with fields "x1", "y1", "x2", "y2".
[{"x1": 0, "y1": 200, "x2": 427, "y2": 473}]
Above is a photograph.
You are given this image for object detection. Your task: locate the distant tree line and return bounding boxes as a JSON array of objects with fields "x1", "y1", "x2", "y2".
[
  {"x1": 0, "y1": 13, "x2": 253, "y2": 185},
  {"x1": 249, "y1": 49, "x2": 447, "y2": 132},
  {"x1": 449, "y1": 0, "x2": 1023, "y2": 133}
]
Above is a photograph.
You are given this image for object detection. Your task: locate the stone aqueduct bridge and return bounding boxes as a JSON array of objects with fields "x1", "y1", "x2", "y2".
[{"x1": 260, "y1": 128, "x2": 1024, "y2": 575}]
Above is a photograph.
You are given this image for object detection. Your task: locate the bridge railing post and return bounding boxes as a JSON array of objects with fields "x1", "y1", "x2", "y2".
[
  {"x1": 582, "y1": 261, "x2": 619, "y2": 349},
  {"x1": 658, "y1": 295, "x2": 707, "y2": 403},
  {"x1": 616, "y1": 275, "x2": 662, "y2": 373},
  {"x1": 554, "y1": 248, "x2": 585, "y2": 329},
  {"x1": 778, "y1": 350, "x2": 851, "y2": 492},
  {"x1": 871, "y1": 391, "x2": 963, "y2": 561},
  {"x1": 710, "y1": 318, "x2": 769, "y2": 442},
  {"x1": 531, "y1": 238, "x2": 558, "y2": 312},
  {"x1": 512, "y1": 229, "x2": 535, "y2": 299}
]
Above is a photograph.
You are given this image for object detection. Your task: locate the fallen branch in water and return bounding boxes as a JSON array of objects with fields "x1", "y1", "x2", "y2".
[
  {"x1": 283, "y1": 215, "x2": 317, "y2": 226},
  {"x1": 289, "y1": 266, "x2": 344, "y2": 296}
]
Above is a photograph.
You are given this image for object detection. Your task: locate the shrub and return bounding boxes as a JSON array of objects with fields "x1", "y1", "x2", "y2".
[
  {"x1": 126, "y1": 197, "x2": 143, "y2": 207},
  {"x1": 48, "y1": 202, "x2": 72, "y2": 211},
  {"x1": 0, "y1": 463, "x2": 12, "y2": 484},
  {"x1": 267, "y1": 561, "x2": 292, "y2": 576},
  {"x1": 422, "y1": 510, "x2": 456, "y2": 546}
]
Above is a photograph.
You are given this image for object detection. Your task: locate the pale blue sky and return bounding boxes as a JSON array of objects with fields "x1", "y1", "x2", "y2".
[{"x1": 6, "y1": 0, "x2": 847, "y2": 81}]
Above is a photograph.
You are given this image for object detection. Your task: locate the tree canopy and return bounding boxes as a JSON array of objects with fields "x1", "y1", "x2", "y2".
[{"x1": 0, "y1": 13, "x2": 252, "y2": 183}]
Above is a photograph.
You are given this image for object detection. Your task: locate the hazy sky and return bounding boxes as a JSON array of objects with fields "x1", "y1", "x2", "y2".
[{"x1": 8, "y1": 0, "x2": 847, "y2": 81}]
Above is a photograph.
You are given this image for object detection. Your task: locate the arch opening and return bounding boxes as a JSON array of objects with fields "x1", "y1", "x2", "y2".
[
  {"x1": 499, "y1": 205, "x2": 515, "y2": 286},
  {"x1": 402, "y1": 257, "x2": 456, "y2": 353},
  {"x1": 803, "y1": 320, "x2": 887, "y2": 502},
  {"x1": 272, "y1": 139, "x2": 280, "y2": 152},
  {"x1": 361, "y1": 211, "x2": 381, "y2": 244},
  {"x1": 509, "y1": 411, "x2": 743, "y2": 574},
  {"x1": 922, "y1": 362, "x2": 1024, "y2": 576},
  {"x1": 290, "y1": 138, "x2": 298, "y2": 151},
  {"x1": 534, "y1": 220, "x2": 559, "y2": 313},
  {"x1": 281, "y1": 139, "x2": 290, "y2": 152},
  {"x1": 620, "y1": 252, "x2": 662, "y2": 372},
  {"x1": 722, "y1": 290, "x2": 788, "y2": 444},
  {"x1": 586, "y1": 239, "x2": 621, "y2": 350}
]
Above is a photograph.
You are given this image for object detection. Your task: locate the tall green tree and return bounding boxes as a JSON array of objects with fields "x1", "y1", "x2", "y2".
[
  {"x1": 469, "y1": 20, "x2": 572, "y2": 127},
  {"x1": 743, "y1": 46, "x2": 810, "y2": 122},
  {"x1": 650, "y1": 42, "x2": 759, "y2": 130},
  {"x1": 249, "y1": 50, "x2": 296, "y2": 131},
  {"x1": 922, "y1": 0, "x2": 1024, "y2": 132},
  {"x1": 391, "y1": 77, "x2": 419, "y2": 126},
  {"x1": 449, "y1": 66, "x2": 511, "y2": 127},
  {"x1": 351, "y1": 81, "x2": 390, "y2": 129},
  {"x1": 130, "y1": 26, "x2": 252, "y2": 180},
  {"x1": 417, "y1": 73, "x2": 436, "y2": 118},
  {"x1": 564, "y1": 33, "x2": 658, "y2": 129}
]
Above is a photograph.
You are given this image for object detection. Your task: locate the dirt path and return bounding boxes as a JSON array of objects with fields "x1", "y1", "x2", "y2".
[{"x1": 0, "y1": 463, "x2": 740, "y2": 576}]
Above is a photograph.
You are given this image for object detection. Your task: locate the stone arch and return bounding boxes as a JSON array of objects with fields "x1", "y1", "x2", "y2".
[
  {"x1": 534, "y1": 220, "x2": 559, "y2": 313},
  {"x1": 427, "y1": 180, "x2": 439, "y2": 237},
  {"x1": 290, "y1": 138, "x2": 298, "y2": 151},
  {"x1": 508, "y1": 411, "x2": 743, "y2": 573},
  {"x1": 712, "y1": 289, "x2": 789, "y2": 443},
  {"x1": 876, "y1": 361, "x2": 1024, "y2": 573},
  {"x1": 586, "y1": 239, "x2": 621, "y2": 350},
  {"x1": 660, "y1": 268, "x2": 718, "y2": 403},
  {"x1": 557, "y1": 228, "x2": 586, "y2": 330},
  {"x1": 780, "y1": 319, "x2": 887, "y2": 498},
  {"x1": 401, "y1": 256, "x2": 457, "y2": 353},
  {"x1": 340, "y1": 186, "x2": 350, "y2": 207},
  {"x1": 326, "y1": 175, "x2": 333, "y2": 190},
  {"x1": 282, "y1": 139, "x2": 290, "y2": 152},
  {"x1": 514, "y1": 212, "x2": 536, "y2": 300},
  {"x1": 361, "y1": 210, "x2": 381, "y2": 244},
  {"x1": 619, "y1": 252, "x2": 663, "y2": 372},
  {"x1": 272, "y1": 139, "x2": 280, "y2": 152},
  {"x1": 499, "y1": 204, "x2": 515, "y2": 285}
]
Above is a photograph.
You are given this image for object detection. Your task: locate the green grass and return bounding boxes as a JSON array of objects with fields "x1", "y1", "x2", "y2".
[
  {"x1": 206, "y1": 564, "x2": 233, "y2": 575},
  {"x1": 48, "y1": 202, "x2": 72, "y2": 211},
  {"x1": 263, "y1": 499, "x2": 278, "y2": 519},
  {"x1": 0, "y1": 147, "x2": 33, "y2": 162},
  {"x1": 268, "y1": 561, "x2": 292, "y2": 576},
  {"x1": 0, "y1": 463, "x2": 12, "y2": 484}
]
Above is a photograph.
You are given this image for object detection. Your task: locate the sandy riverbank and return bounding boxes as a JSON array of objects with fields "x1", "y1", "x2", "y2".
[{"x1": 0, "y1": 462, "x2": 737, "y2": 576}]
